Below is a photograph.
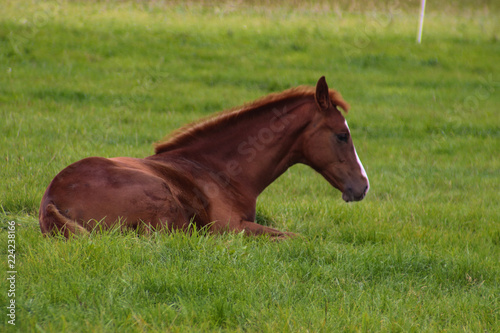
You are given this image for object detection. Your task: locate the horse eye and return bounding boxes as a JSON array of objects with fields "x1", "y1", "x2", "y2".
[{"x1": 337, "y1": 133, "x2": 349, "y2": 143}]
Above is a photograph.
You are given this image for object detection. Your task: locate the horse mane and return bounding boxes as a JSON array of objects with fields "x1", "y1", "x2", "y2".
[{"x1": 154, "y1": 85, "x2": 350, "y2": 154}]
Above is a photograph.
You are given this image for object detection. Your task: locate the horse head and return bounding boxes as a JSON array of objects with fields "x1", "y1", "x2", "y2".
[{"x1": 302, "y1": 76, "x2": 369, "y2": 202}]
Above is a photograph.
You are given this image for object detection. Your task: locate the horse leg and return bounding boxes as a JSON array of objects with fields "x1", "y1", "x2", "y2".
[
  {"x1": 40, "y1": 203, "x2": 90, "y2": 238},
  {"x1": 237, "y1": 220, "x2": 297, "y2": 239}
]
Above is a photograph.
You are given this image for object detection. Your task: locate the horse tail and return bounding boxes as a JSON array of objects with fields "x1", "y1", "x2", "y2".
[{"x1": 39, "y1": 203, "x2": 89, "y2": 238}]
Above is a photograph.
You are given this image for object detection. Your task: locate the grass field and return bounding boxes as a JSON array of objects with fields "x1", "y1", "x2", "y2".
[{"x1": 1, "y1": 0, "x2": 499, "y2": 331}]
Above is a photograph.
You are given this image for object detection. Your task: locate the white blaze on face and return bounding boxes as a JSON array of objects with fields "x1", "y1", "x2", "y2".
[{"x1": 344, "y1": 120, "x2": 369, "y2": 191}]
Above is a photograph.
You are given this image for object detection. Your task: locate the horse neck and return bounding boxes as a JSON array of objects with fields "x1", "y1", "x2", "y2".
[{"x1": 155, "y1": 98, "x2": 315, "y2": 197}]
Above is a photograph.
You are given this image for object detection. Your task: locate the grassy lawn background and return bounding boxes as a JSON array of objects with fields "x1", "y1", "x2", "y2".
[{"x1": 1, "y1": 0, "x2": 499, "y2": 331}]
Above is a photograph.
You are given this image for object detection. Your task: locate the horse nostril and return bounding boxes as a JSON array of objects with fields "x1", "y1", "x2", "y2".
[{"x1": 356, "y1": 186, "x2": 368, "y2": 201}]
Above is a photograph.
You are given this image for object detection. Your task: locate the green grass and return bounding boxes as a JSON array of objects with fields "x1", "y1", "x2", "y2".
[{"x1": 1, "y1": 0, "x2": 499, "y2": 331}]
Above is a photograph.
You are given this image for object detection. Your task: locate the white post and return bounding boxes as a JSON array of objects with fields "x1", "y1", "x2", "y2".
[{"x1": 417, "y1": 0, "x2": 426, "y2": 43}]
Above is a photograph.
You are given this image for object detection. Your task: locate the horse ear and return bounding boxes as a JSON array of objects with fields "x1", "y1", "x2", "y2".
[{"x1": 315, "y1": 76, "x2": 332, "y2": 111}]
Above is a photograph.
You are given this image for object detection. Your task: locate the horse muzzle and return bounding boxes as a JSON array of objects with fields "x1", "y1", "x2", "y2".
[{"x1": 342, "y1": 185, "x2": 369, "y2": 202}]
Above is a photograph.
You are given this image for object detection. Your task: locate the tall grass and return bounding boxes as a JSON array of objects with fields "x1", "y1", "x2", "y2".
[{"x1": 1, "y1": 0, "x2": 499, "y2": 331}]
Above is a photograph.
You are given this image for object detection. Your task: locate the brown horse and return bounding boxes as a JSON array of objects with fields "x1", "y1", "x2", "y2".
[{"x1": 39, "y1": 76, "x2": 369, "y2": 239}]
